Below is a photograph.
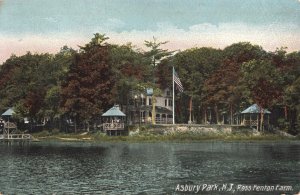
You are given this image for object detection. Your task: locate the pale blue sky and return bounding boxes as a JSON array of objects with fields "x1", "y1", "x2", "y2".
[{"x1": 0, "y1": 0, "x2": 300, "y2": 62}]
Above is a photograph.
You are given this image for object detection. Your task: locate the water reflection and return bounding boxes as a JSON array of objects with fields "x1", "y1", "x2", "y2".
[{"x1": 0, "y1": 141, "x2": 299, "y2": 194}]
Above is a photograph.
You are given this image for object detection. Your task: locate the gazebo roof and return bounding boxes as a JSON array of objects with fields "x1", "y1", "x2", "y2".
[
  {"x1": 2, "y1": 108, "x2": 15, "y2": 116},
  {"x1": 102, "y1": 105, "x2": 126, "y2": 117},
  {"x1": 241, "y1": 104, "x2": 271, "y2": 114}
]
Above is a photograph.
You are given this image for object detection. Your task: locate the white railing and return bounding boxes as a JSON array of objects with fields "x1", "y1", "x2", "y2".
[
  {"x1": 155, "y1": 118, "x2": 173, "y2": 124},
  {"x1": 1, "y1": 134, "x2": 32, "y2": 140},
  {"x1": 103, "y1": 123, "x2": 125, "y2": 131},
  {"x1": 242, "y1": 120, "x2": 269, "y2": 126},
  {"x1": 137, "y1": 117, "x2": 173, "y2": 124},
  {"x1": 242, "y1": 120, "x2": 258, "y2": 126}
]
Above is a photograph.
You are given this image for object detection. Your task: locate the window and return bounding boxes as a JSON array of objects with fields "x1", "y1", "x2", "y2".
[
  {"x1": 129, "y1": 99, "x2": 134, "y2": 105},
  {"x1": 141, "y1": 98, "x2": 146, "y2": 106},
  {"x1": 148, "y1": 98, "x2": 152, "y2": 105},
  {"x1": 168, "y1": 99, "x2": 173, "y2": 106},
  {"x1": 165, "y1": 99, "x2": 168, "y2": 106},
  {"x1": 166, "y1": 90, "x2": 170, "y2": 96}
]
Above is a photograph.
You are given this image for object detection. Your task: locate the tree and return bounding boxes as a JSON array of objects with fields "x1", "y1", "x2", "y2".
[
  {"x1": 276, "y1": 50, "x2": 300, "y2": 134},
  {"x1": 171, "y1": 47, "x2": 223, "y2": 123},
  {"x1": 108, "y1": 43, "x2": 150, "y2": 113},
  {"x1": 144, "y1": 37, "x2": 173, "y2": 124},
  {"x1": 0, "y1": 53, "x2": 56, "y2": 123},
  {"x1": 60, "y1": 34, "x2": 115, "y2": 131},
  {"x1": 241, "y1": 59, "x2": 283, "y2": 131},
  {"x1": 203, "y1": 42, "x2": 266, "y2": 124},
  {"x1": 43, "y1": 86, "x2": 61, "y2": 128}
]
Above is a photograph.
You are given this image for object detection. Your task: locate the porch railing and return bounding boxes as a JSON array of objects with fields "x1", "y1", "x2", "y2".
[{"x1": 103, "y1": 123, "x2": 125, "y2": 131}]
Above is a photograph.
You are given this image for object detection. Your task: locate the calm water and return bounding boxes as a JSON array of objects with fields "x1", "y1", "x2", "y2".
[{"x1": 0, "y1": 141, "x2": 299, "y2": 195}]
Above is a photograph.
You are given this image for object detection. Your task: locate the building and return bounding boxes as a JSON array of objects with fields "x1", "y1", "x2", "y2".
[
  {"x1": 234, "y1": 104, "x2": 271, "y2": 130},
  {"x1": 127, "y1": 88, "x2": 173, "y2": 124},
  {"x1": 102, "y1": 105, "x2": 127, "y2": 136}
]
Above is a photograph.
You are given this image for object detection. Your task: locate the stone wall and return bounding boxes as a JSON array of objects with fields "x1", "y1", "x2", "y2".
[{"x1": 137, "y1": 124, "x2": 241, "y2": 134}]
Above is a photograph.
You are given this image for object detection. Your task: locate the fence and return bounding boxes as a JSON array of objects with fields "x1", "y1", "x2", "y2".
[{"x1": 103, "y1": 123, "x2": 125, "y2": 131}]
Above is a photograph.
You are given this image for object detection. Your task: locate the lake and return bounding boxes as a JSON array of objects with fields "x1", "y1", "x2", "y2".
[{"x1": 0, "y1": 141, "x2": 299, "y2": 194}]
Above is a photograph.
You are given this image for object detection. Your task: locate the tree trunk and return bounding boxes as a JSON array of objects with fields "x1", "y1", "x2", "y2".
[
  {"x1": 289, "y1": 108, "x2": 297, "y2": 133},
  {"x1": 189, "y1": 97, "x2": 192, "y2": 123},
  {"x1": 230, "y1": 104, "x2": 233, "y2": 125},
  {"x1": 284, "y1": 105, "x2": 288, "y2": 120},
  {"x1": 256, "y1": 115, "x2": 259, "y2": 131},
  {"x1": 214, "y1": 104, "x2": 219, "y2": 124},
  {"x1": 152, "y1": 96, "x2": 156, "y2": 124},
  {"x1": 204, "y1": 107, "x2": 207, "y2": 124},
  {"x1": 74, "y1": 120, "x2": 77, "y2": 133},
  {"x1": 75, "y1": 115, "x2": 79, "y2": 133},
  {"x1": 260, "y1": 108, "x2": 264, "y2": 132},
  {"x1": 59, "y1": 116, "x2": 62, "y2": 132}
]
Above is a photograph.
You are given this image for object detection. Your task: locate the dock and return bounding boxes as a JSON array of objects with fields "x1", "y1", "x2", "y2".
[{"x1": 0, "y1": 134, "x2": 35, "y2": 141}]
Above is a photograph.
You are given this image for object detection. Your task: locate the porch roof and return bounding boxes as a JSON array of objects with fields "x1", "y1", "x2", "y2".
[
  {"x1": 2, "y1": 108, "x2": 15, "y2": 116},
  {"x1": 241, "y1": 104, "x2": 271, "y2": 114},
  {"x1": 102, "y1": 105, "x2": 126, "y2": 117}
]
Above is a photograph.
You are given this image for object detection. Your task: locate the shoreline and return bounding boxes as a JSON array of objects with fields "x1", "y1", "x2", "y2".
[{"x1": 31, "y1": 130, "x2": 300, "y2": 143}]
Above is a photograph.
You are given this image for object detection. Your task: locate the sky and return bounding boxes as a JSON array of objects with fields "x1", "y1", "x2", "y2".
[{"x1": 0, "y1": 0, "x2": 300, "y2": 63}]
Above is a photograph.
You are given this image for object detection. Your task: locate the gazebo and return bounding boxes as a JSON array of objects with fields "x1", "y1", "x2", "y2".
[
  {"x1": 238, "y1": 104, "x2": 271, "y2": 128},
  {"x1": 102, "y1": 105, "x2": 126, "y2": 136},
  {"x1": 1, "y1": 108, "x2": 17, "y2": 135}
]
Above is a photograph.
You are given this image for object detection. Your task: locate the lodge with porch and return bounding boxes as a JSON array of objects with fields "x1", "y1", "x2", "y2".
[{"x1": 127, "y1": 88, "x2": 173, "y2": 125}]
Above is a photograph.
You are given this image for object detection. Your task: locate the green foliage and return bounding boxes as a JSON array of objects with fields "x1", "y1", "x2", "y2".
[
  {"x1": 241, "y1": 59, "x2": 283, "y2": 108},
  {"x1": 108, "y1": 43, "x2": 150, "y2": 108},
  {"x1": 60, "y1": 34, "x2": 115, "y2": 130},
  {"x1": 171, "y1": 47, "x2": 223, "y2": 123},
  {"x1": 0, "y1": 35, "x2": 299, "y2": 134},
  {"x1": 0, "y1": 51, "x2": 74, "y2": 122},
  {"x1": 32, "y1": 128, "x2": 297, "y2": 142},
  {"x1": 79, "y1": 33, "x2": 109, "y2": 52},
  {"x1": 144, "y1": 37, "x2": 174, "y2": 83},
  {"x1": 43, "y1": 86, "x2": 61, "y2": 119},
  {"x1": 144, "y1": 37, "x2": 173, "y2": 65}
]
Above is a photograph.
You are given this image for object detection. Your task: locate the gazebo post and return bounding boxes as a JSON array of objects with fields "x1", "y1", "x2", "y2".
[
  {"x1": 8, "y1": 117, "x2": 10, "y2": 138},
  {"x1": 267, "y1": 114, "x2": 270, "y2": 130},
  {"x1": 256, "y1": 114, "x2": 259, "y2": 131}
]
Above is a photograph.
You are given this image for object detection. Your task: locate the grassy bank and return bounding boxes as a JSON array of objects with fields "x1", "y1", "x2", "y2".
[{"x1": 32, "y1": 129, "x2": 300, "y2": 142}]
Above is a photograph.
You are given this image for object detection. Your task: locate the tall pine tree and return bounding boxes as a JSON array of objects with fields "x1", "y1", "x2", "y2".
[{"x1": 60, "y1": 34, "x2": 115, "y2": 131}]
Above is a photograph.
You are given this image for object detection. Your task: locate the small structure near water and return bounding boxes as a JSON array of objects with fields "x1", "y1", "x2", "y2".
[
  {"x1": 102, "y1": 105, "x2": 127, "y2": 136},
  {"x1": 1, "y1": 108, "x2": 17, "y2": 136},
  {"x1": 236, "y1": 104, "x2": 271, "y2": 129},
  {"x1": 0, "y1": 108, "x2": 33, "y2": 141}
]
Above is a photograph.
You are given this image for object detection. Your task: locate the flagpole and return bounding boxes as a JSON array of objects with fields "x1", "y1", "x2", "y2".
[{"x1": 173, "y1": 66, "x2": 175, "y2": 124}]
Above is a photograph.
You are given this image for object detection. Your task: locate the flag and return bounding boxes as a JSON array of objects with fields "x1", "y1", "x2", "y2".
[{"x1": 173, "y1": 68, "x2": 184, "y2": 92}]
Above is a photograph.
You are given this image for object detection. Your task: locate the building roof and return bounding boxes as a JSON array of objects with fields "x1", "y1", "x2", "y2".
[
  {"x1": 2, "y1": 108, "x2": 15, "y2": 116},
  {"x1": 241, "y1": 104, "x2": 271, "y2": 114},
  {"x1": 102, "y1": 105, "x2": 126, "y2": 117}
]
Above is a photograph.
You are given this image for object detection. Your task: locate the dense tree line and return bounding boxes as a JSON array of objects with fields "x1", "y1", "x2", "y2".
[{"x1": 0, "y1": 34, "x2": 299, "y2": 134}]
